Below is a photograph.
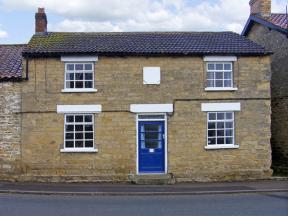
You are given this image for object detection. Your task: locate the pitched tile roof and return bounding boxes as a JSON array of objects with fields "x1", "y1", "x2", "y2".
[
  {"x1": 242, "y1": 13, "x2": 288, "y2": 36},
  {"x1": 23, "y1": 31, "x2": 269, "y2": 57},
  {"x1": 0, "y1": 44, "x2": 25, "y2": 81},
  {"x1": 262, "y1": 13, "x2": 288, "y2": 30}
]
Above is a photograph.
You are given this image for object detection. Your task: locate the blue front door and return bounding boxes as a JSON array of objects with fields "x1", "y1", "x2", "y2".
[{"x1": 138, "y1": 121, "x2": 165, "y2": 173}]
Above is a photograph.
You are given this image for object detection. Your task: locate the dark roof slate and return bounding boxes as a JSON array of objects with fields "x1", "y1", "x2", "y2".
[
  {"x1": 23, "y1": 31, "x2": 268, "y2": 57},
  {"x1": 0, "y1": 44, "x2": 25, "y2": 80},
  {"x1": 242, "y1": 14, "x2": 288, "y2": 36}
]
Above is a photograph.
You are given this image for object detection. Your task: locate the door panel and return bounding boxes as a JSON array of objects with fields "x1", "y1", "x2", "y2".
[{"x1": 138, "y1": 121, "x2": 165, "y2": 173}]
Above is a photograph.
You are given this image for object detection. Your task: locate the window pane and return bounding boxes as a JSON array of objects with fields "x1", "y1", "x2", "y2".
[
  {"x1": 85, "y1": 133, "x2": 93, "y2": 139},
  {"x1": 208, "y1": 122, "x2": 216, "y2": 129},
  {"x1": 75, "y1": 115, "x2": 83, "y2": 122},
  {"x1": 143, "y1": 124, "x2": 161, "y2": 132},
  {"x1": 75, "y1": 81, "x2": 83, "y2": 88},
  {"x1": 207, "y1": 64, "x2": 214, "y2": 70},
  {"x1": 85, "y1": 64, "x2": 93, "y2": 70},
  {"x1": 226, "y1": 137, "x2": 233, "y2": 144},
  {"x1": 224, "y1": 72, "x2": 232, "y2": 79},
  {"x1": 209, "y1": 113, "x2": 216, "y2": 120},
  {"x1": 224, "y1": 80, "x2": 232, "y2": 87},
  {"x1": 67, "y1": 64, "x2": 74, "y2": 71},
  {"x1": 65, "y1": 125, "x2": 74, "y2": 132},
  {"x1": 75, "y1": 73, "x2": 84, "y2": 80},
  {"x1": 85, "y1": 115, "x2": 93, "y2": 122},
  {"x1": 85, "y1": 125, "x2": 93, "y2": 131},
  {"x1": 66, "y1": 81, "x2": 74, "y2": 88},
  {"x1": 225, "y1": 129, "x2": 233, "y2": 136},
  {"x1": 145, "y1": 140, "x2": 160, "y2": 149},
  {"x1": 208, "y1": 138, "x2": 216, "y2": 145},
  {"x1": 65, "y1": 133, "x2": 74, "y2": 139},
  {"x1": 217, "y1": 130, "x2": 225, "y2": 136},
  {"x1": 224, "y1": 64, "x2": 232, "y2": 70},
  {"x1": 215, "y1": 80, "x2": 223, "y2": 87},
  {"x1": 85, "y1": 73, "x2": 93, "y2": 80},
  {"x1": 217, "y1": 113, "x2": 225, "y2": 120},
  {"x1": 85, "y1": 141, "x2": 93, "y2": 148},
  {"x1": 217, "y1": 122, "x2": 224, "y2": 129},
  {"x1": 208, "y1": 130, "x2": 216, "y2": 137},
  {"x1": 66, "y1": 115, "x2": 74, "y2": 123},
  {"x1": 75, "y1": 125, "x2": 83, "y2": 131},
  {"x1": 75, "y1": 133, "x2": 83, "y2": 140},
  {"x1": 225, "y1": 122, "x2": 233, "y2": 129},
  {"x1": 215, "y1": 72, "x2": 223, "y2": 79},
  {"x1": 217, "y1": 138, "x2": 225, "y2": 145},
  {"x1": 207, "y1": 72, "x2": 214, "y2": 79},
  {"x1": 226, "y1": 113, "x2": 233, "y2": 119},
  {"x1": 216, "y1": 64, "x2": 223, "y2": 70},
  {"x1": 75, "y1": 64, "x2": 83, "y2": 70},
  {"x1": 65, "y1": 141, "x2": 74, "y2": 148},
  {"x1": 207, "y1": 80, "x2": 214, "y2": 87},
  {"x1": 75, "y1": 141, "x2": 84, "y2": 148},
  {"x1": 66, "y1": 73, "x2": 74, "y2": 80},
  {"x1": 85, "y1": 81, "x2": 93, "y2": 88}
]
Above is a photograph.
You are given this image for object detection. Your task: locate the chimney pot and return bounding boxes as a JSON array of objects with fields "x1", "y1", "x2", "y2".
[{"x1": 35, "y1": 7, "x2": 47, "y2": 33}]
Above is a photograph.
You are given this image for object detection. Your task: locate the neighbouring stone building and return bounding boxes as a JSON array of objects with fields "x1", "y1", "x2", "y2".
[
  {"x1": 0, "y1": 44, "x2": 25, "y2": 179},
  {"x1": 0, "y1": 8, "x2": 273, "y2": 183},
  {"x1": 242, "y1": 0, "x2": 288, "y2": 173}
]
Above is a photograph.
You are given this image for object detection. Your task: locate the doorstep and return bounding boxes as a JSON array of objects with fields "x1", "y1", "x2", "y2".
[{"x1": 128, "y1": 173, "x2": 175, "y2": 185}]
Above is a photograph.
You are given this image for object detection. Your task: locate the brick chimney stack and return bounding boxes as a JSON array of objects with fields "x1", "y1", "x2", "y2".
[
  {"x1": 35, "y1": 8, "x2": 47, "y2": 33},
  {"x1": 249, "y1": 0, "x2": 271, "y2": 17}
]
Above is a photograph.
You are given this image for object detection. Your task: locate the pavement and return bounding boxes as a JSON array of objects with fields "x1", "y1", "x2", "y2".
[{"x1": 0, "y1": 179, "x2": 287, "y2": 196}]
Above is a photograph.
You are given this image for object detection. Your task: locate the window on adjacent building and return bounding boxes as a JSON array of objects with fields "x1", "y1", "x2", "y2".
[
  {"x1": 64, "y1": 114, "x2": 94, "y2": 149},
  {"x1": 207, "y1": 112, "x2": 234, "y2": 146},
  {"x1": 65, "y1": 63, "x2": 94, "y2": 89},
  {"x1": 206, "y1": 62, "x2": 233, "y2": 88}
]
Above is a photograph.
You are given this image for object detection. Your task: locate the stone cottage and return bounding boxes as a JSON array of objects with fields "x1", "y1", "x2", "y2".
[
  {"x1": 0, "y1": 8, "x2": 273, "y2": 183},
  {"x1": 242, "y1": 0, "x2": 288, "y2": 173},
  {"x1": 0, "y1": 44, "x2": 25, "y2": 179}
]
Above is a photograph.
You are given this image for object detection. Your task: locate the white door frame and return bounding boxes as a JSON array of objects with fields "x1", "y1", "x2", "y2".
[{"x1": 136, "y1": 113, "x2": 168, "y2": 175}]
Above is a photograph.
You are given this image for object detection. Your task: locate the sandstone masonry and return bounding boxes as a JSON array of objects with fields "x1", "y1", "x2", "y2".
[{"x1": 12, "y1": 56, "x2": 272, "y2": 182}]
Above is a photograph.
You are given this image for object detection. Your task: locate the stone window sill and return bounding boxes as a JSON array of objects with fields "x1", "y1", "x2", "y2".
[
  {"x1": 205, "y1": 145, "x2": 239, "y2": 150},
  {"x1": 205, "y1": 87, "x2": 238, "y2": 91},
  {"x1": 61, "y1": 88, "x2": 98, "y2": 93},
  {"x1": 60, "y1": 148, "x2": 98, "y2": 153}
]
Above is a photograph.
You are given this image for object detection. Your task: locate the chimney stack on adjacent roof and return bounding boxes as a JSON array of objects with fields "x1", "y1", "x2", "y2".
[
  {"x1": 249, "y1": 0, "x2": 271, "y2": 17},
  {"x1": 35, "y1": 8, "x2": 47, "y2": 33}
]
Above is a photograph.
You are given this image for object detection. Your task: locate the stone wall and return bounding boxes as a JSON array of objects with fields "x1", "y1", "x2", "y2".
[
  {"x1": 247, "y1": 23, "x2": 288, "y2": 168},
  {"x1": 0, "y1": 82, "x2": 22, "y2": 177},
  {"x1": 14, "y1": 55, "x2": 272, "y2": 182}
]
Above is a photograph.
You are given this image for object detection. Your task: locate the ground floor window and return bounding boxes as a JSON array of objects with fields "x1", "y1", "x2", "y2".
[
  {"x1": 64, "y1": 114, "x2": 94, "y2": 149},
  {"x1": 207, "y1": 112, "x2": 234, "y2": 146}
]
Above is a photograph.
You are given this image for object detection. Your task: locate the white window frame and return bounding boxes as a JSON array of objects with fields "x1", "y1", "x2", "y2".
[
  {"x1": 205, "y1": 62, "x2": 238, "y2": 91},
  {"x1": 62, "y1": 62, "x2": 97, "y2": 93},
  {"x1": 61, "y1": 113, "x2": 98, "y2": 153},
  {"x1": 201, "y1": 102, "x2": 240, "y2": 150},
  {"x1": 203, "y1": 56, "x2": 238, "y2": 91},
  {"x1": 206, "y1": 112, "x2": 238, "y2": 150}
]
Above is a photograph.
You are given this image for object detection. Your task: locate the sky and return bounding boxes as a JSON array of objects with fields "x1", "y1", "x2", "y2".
[{"x1": 0, "y1": 0, "x2": 287, "y2": 44}]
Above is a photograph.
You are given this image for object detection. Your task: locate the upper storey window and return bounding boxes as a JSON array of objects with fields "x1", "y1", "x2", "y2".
[
  {"x1": 61, "y1": 56, "x2": 98, "y2": 93},
  {"x1": 204, "y1": 56, "x2": 238, "y2": 91},
  {"x1": 206, "y1": 62, "x2": 233, "y2": 88},
  {"x1": 65, "y1": 63, "x2": 94, "y2": 89}
]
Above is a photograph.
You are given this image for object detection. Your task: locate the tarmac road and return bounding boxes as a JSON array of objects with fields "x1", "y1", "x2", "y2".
[{"x1": 0, "y1": 192, "x2": 287, "y2": 216}]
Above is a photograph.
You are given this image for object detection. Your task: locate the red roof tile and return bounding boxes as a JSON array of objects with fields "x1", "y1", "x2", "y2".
[
  {"x1": 0, "y1": 44, "x2": 25, "y2": 80},
  {"x1": 260, "y1": 13, "x2": 288, "y2": 30}
]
